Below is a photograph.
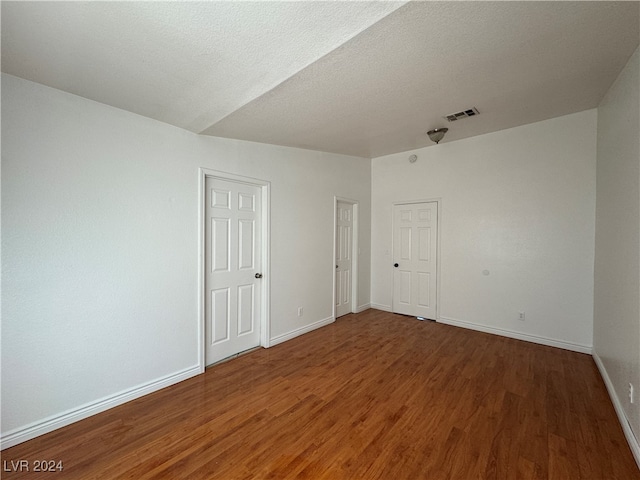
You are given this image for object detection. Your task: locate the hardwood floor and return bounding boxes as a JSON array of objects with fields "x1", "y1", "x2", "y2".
[{"x1": 2, "y1": 309, "x2": 638, "y2": 479}]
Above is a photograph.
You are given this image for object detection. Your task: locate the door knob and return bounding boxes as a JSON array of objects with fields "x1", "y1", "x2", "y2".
[
  {"x1": 255, "y1": 273, "x2": 263, "y2": 279},
  {"x1": 394, "y1": 263, "x2": 399, "y2": 268},
  {"x1": 336, "y1": 265, "x2": 338, "y2": 269}
]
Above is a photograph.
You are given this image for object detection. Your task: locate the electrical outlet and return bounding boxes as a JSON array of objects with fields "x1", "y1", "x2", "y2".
[
  {"x1": 518, "y1": 312, "x2": 525, "y2": 321},
  {"x1": 630, "y1": 383, "x2": 634, "y2": 404},
  {"x1": 298, "y1": 307, "x2": 303, "y2": 317}
]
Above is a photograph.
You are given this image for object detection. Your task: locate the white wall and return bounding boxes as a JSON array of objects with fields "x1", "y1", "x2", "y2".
[
  {"x1": 371, "y1": 110, "x2": 597, "y2": 351},
  {"x1": 193, "y1": 135, "x2": 373, "y2": 340},
  {"x1": 1, "y1": 74, "x2": 371, "y2": 446},
  {"x1": 593, "y1": 47, "x2": 640, "y2": 456}
]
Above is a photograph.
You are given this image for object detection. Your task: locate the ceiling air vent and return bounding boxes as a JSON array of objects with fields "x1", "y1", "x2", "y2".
[{"x1": 444, "y1": 107, "x2": 479, "y2": 122}]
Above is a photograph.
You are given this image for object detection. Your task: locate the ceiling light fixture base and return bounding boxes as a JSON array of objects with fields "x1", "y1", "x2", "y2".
[{"x1": 427, "y1": 128, "x2": 448, "y2": 145}]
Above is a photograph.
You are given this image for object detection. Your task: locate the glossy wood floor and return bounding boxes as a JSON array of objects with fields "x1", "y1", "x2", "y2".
[{"x1": 3, "y1": 309, "x2": 638, "y2": 479}]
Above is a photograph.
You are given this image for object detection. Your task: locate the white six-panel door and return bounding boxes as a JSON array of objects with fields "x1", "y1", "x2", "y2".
[
  {"x1": 205, "y1": 177, "x2": 262, "y2": 365},
  {"x1": 392, "y1": 202, "x2": 438, "y2": 319},
  {"x1": 335, "y1": 201, "x2": 353, "y2": 318}
]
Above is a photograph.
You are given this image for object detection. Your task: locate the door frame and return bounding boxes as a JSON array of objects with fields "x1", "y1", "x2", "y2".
[
  {"x1": 391, "y1": 198, "x2": 442, "y2": 320},
  {"x1": 332, "y1": 197, "x2": 359, "y2": 319},
  {"x1": 198, "y1": 168, "x2": 271, "y2": 371}
]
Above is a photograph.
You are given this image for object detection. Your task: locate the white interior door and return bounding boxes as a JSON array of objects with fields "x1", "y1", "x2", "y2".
[
  {"x1": 335, "y1": 201, "x2": 353, "y2": 318},
  {"x1": 205, "y1": 177, "x2": 262, "y2": 365},
  {"x1": 392, "y1": 202, "x2": 438, "y2": 319}
]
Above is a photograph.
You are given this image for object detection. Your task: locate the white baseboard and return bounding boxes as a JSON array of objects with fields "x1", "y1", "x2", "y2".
[
  {"x1": 0, "y1": 365, "x2": 201, "y2": 450},
  {"x1": 593, "y1": 353, "x2": 640, "y2": 469},
  {"x1": 269, "y1": 315, "x2": 335, "y2": 347},
  {"x1": 437, "y1": 316, "x2": 592, "y2": 354},
  {"x1": 370, "y1": 303, "x2": 392, "y2": 312},
  {"x1": 355, "y1": 303, "x2": 371, "y2": 313}
]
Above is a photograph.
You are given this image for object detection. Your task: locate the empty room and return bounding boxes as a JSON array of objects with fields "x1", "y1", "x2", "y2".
[{"x1": 1, "y1": 1, "x2": 639, "y2": 478}]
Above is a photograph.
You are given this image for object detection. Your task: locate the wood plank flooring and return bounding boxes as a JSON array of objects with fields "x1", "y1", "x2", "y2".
[{"x1": 2, "y1": 309, "x2": 638, "y2": 479}]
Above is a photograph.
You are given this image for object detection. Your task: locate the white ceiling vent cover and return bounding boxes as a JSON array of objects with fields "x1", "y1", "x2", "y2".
[{"x1": 445, "y1": 107, "x2": 480, "y2": 122}]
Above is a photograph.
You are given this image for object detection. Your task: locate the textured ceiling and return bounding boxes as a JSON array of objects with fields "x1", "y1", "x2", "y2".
[
  {"x1": 1, "y1": 1, "x2": 405, "y2": 133},
  {"x1": 2, "y1": 1, "x2": 639, "y2": 158}
]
